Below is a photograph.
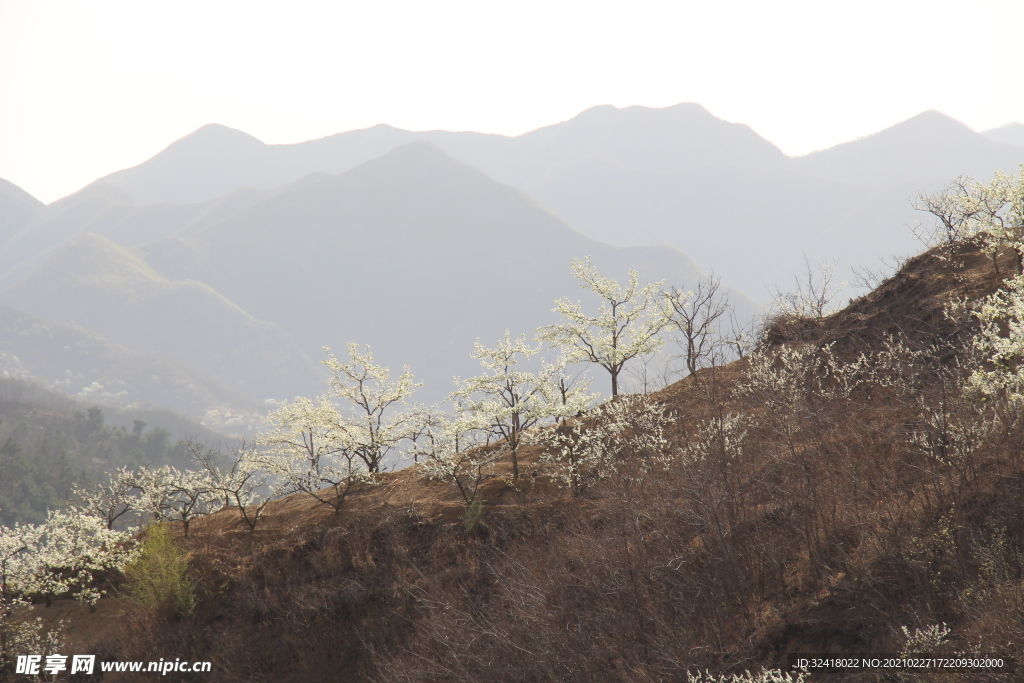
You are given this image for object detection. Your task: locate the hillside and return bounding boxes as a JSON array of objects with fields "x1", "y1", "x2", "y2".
[
  {"x1": 0, "y1": 376, "x2": 225, "y2": 526},
  {"x1": 0, "y1": 178, "x2": 44, "y2": 243},
  {"x1": 0, "y1": 233, "x2": 324, "y2": 403},
  {"x1": 21, "y1": 237, "x2": 1024, "y2": 682},
  {"x1": 983, "y1": 122, "x2": 1024, "y2": 148},
  {"x1": 141, "y1": 141, "x2": 742, "y2": 402},
  {"x1": 0, "y1": 303, "x2": 264, "y2": 423}
]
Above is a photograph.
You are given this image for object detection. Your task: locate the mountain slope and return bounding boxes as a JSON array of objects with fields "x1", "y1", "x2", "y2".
[
  {"x1": 0, "y1": 234, "x2": 323, "y2": 402},
  {"x1": 147, "y1": 141, "x2": 752, "y2": 401},
  {"x1": 0, "y1": 304, "x2": 262, "y2": 424},
  {"x1": 982, "y1": 122, "x2": 1024, "y2": 148},
  {"x1": 85, "y1": 103, "x2": 786, "y2": 206},
  {"x1": 791, "y1": 111, "x2": 1024, "y2": 188},
  {"x1": 0, "y1": 178, "x2": 45, "y2": 243}
]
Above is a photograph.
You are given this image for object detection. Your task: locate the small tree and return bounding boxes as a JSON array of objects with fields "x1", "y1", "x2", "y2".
[
  {"x1": 188, "y1": 439, "x2": 271, "y2": 531},
  {"x1": 539, "y1": 256, "x2": 672, "y2": 397},
  {"x1": 121, "y1": 466, "x2": 215, "y2": 538},
  {"x1": 322, "y1": 343, "x2": 424, "y2": 473},
  {"x1": 531, "y1": 395, "x2": 671, "y2": 495},
  {"x1": 260, "y1": 395, "x2": 371, "y2": 515},
  {"x1": 664, "y1": 274, "x2": 730, "y2": 376},
  {"x1": 68, "y1": 466, "x2": 139, "y2": 530},
  {"x1": 913, "y1": 169, "x2": 1024, "y2": 273},
  {"x1": 452, "y1": 332, "x2": 593, "y2": 481},
  {"x1": 414, "y1": 405, "x2": 496, "y2": 506},
  {"x1": 770, "y1": 257, "x2": 845, "y2": 320}
]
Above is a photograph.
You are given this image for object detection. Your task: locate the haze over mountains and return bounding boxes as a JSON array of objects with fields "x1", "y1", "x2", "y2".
[
  {"x1": 0, "y1": 103, "x2": 1021, "y2": 429},
  {"x1": 74, "y1": 103, "x2": 1024, "y2": 297}
]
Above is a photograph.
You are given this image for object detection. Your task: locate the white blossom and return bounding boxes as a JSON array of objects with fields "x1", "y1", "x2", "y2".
[
  {"x1": 531, "y1": 394, "x2": 671, "y2": 494},
  {"x1": 260, "y1": 395, "x2": 373, "y2": 514},
  {"x1": 451, "y1": 331, "x2": 596, "y2": 481},
  {"x1": 539, "y1": 256, "x2": 672, "y2": 397},
  {"x1": 322, "y1": 342, "x2": 423, "y2": 473}
]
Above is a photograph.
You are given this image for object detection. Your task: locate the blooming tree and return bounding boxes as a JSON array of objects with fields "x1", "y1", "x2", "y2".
[
  {"x1": 413, "y1": 404, "x2": 496, "y2": 505},
  {"x1": 69, "y1": 466, "x2": 139, "y2": 530},
  {"x1": 260, "y1": 395, "x2": 371, "y2": 515},
  {"x1": 322, "y1": 343, "x2": 424, "y2": 473},
  {"x1": 119, "y1": 465, "x2": 216, "y2": 538},
  {"x1": 971, "y1": 274, "x2": 1024, "y2": 401},
  {"x1": 913, "y1": 168, "x2": 1024, "y2": 272},
  {"x1": 1, "y1": 509, "x2": 136, "y2": 667},
  {"x1": 539, "y1": 256, "x2": 672, "y2": 396},
  {"x1": 260, "y1": 343, "x2": 424, "y2": 513},
  {"x1": 188, "y1": 439, "x2": 271, "y2": 531},
  {"x1": 531, "y1": 395, "x2": 671, "y2": 495},
  {"x1": 451, "y1": 332, "x2": 594, "y2": 481}
]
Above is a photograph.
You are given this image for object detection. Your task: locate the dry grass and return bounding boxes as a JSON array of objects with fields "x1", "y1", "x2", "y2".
[{"x1": 28, "y1": 242, "x2": 1024, "y2": 682}]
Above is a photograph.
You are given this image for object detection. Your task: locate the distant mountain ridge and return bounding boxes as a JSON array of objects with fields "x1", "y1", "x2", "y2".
[
  {"x1": 66, "y1": 105, "x2": 1024, "y2": 299},
  {"x1": 2, "y1": 102, "x2": 1022, "y2": 421},
  {"x1": 0, "y1": 178, "x2": 45, "y2": 242},
  {"x1": 0, "y1": 141, "x2": 739, "y2": 408},
  {"x1": 983, "y1": 122, "x2": 1024, "y2": 149},
  {"x1": 790, "y1": 111, "x2": 1024, "y2": 188},
  {"x1": 0, "y1": 303, "x2": 264, "y2": 424},
  {"x1": 86, "y1": 103, "x2": 787, "y2": 205},
  {"x1": 0, "y1": 233, "x2": 324, "y2": 402}
]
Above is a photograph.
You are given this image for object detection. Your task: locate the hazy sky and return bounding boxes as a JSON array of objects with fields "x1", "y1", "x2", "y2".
[{"x1": 2, "y1": 0, "x2": 1021, "y2": 204}]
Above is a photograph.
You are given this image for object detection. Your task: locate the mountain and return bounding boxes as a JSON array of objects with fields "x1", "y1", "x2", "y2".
[
  {"x1": 85, "y1": 103, "x2": 786, "y2": 206},
  {"x1": 0, "y1": 142, "x2": 741, "y2": 407},
  {"x1": 89, "y1": 123, "x2": 418, "y2": 205},
  {"x1": 0, "y1": 304, "x2": 263, "y2": 424},
  {"x1": 522, "y1": 158, "x2": 881, "y2": 298},
  {"x1": 0, "y1": 234, "x2": 324, "y2": 402},
  {"x1": 982, "y1": 122, "x2": 1024, "y2": 149},
  {"x1": 0, "y1": 178, "x2": 45, "y2": 242},
  {"x1": 9, "y1": 103, "x2": 1019, "y2": 418},
  {"x1": 429, "y1": 102, "x2": 788, "y2": 187},
  {"x1": 791, "y1": 111, "x2": 1024, "y2": 188},
  {"x1": 0, "y1": 175, "x2": 322, "y2": 280},
  {"x1": 72, "y1": 105, "x2": 1024, "y2": 304},
  {"x1": 138, "y1": 141, "x2": 751, "y2": 401}
]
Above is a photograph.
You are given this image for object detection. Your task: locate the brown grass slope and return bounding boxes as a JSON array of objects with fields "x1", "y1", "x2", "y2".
[{"x1": 37, "y1": 241, "x2": 1024, "y2": 683}]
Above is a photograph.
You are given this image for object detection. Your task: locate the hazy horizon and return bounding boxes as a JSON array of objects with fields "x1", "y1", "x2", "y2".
[{"x1": 3, "y1": 0, "x2": 1022, "y2": 203}]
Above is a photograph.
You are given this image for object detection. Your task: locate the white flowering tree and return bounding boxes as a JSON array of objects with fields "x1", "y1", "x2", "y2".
[
  {"x1": 531, "y1": 395, "x2": 671, "y2": 495},
  {"x1": 452, "y1": 332, "x2": 594, "y2": 482},
  {"x1": 188, "y1": 439, "x2": 271, "y2": 531},
  {"x1": 260, "y1": 395, "x2": 371, "y2": 515},
  {"x1": 971, "y1": 274, "x2": 1024, "y2": 401},
  {"x1": 1, "y1": 510, "x2": 136, "y2": 667},
  {"x1": 260, "y1": 343, "x2": 424, "y2": 513},
  {"x1": 120, "y1": 466, "x2": 216, "y2": 538},
  {"x1": 69, "y1": 466, "x2": 139, "y2": 530},
  {"x1": 322, "y1": 343, "x2": 424, "y2": 473},
  {"x1": 539, "y1": 256, "x2": 672, "y2": 397},
  {"x1": 413, "y1": 404, "x2": 496, "y2": 505},
  {"x1": 913, "y1": 168, "x2": 1024, "y2": 272}
]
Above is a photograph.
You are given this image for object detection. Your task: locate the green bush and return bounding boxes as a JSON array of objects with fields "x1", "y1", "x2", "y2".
[
  {"x1": 123, "y1": 524, "x2": 195, "y2": 619},
  {"x1": 463, "y1": 499, "x2": 484, "y2": 532}
]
